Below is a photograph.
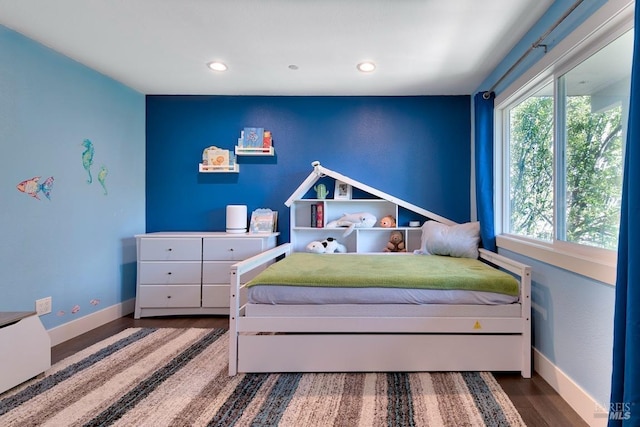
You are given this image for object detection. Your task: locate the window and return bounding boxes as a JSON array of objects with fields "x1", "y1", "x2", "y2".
[
  {"x1": 558, "y1": 32, "x2": 630, "y2": 250},
  {"x1": 502, "y1": 29, "x2": 632, "y2": 252},
  {"x1": 507, "y1": 81, "x2": 554, "y2": 242}
]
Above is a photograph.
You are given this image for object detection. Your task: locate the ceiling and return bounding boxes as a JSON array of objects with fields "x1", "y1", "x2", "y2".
[{"x1": 0, "y1": 0, "x2": 553, "y2": 96}]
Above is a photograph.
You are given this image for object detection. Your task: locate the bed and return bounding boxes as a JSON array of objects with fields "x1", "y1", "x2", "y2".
[{"x1": 229, "y1": 240, "x2": 532, "y2": 378}]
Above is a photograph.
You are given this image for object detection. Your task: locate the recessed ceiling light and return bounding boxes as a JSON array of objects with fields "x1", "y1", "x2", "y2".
[
  {"x1": 357, "y1": 62, "x2": 376, "y2": 73},
  {"x1": 288, "y1": 64, "x2": 299, "y2": 70},
  {"x1": 207, "y1": 61, "x2": 228, "y2": 72}
]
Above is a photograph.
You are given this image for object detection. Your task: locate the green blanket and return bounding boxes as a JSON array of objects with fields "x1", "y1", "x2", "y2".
[{"x1": 247, "y1": 253, "x2": 519, "y2": 296}]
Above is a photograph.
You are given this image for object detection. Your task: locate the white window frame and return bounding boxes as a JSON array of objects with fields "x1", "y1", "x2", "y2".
[{"x1": 494, "y1": 0, "x2": 634, "y2": 286}]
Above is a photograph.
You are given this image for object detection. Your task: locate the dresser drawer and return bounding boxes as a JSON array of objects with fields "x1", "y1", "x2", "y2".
[
  {"x1": 137, "y1": 285, "x2": 201, "y2": 308},
  {"x1": 202, "y1": 284, "x2": 248, "y2": 308},
  {"x1": 138, "y1": 261, "x2": 201, "y2": 284},
  {"x1": 139, "y1": 238, "x2": 202, "y2": 261},
  {"x1": 202, "y1": 238, "x2": 264, "y2": 261},
  {"x1": 202, "y1": 284, "x2": 229, "y2": 308},
  {"x1": 202, "y1": 261, "x2": 265, "y2": 284}
]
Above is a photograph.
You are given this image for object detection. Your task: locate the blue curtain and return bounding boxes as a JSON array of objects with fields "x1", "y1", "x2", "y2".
[
  {"x1": 474, "y1": 92, "x2": 496, "y2": 252},
  {"x1": 609, "y1": 7, "x2": 640, "y2": 427}
]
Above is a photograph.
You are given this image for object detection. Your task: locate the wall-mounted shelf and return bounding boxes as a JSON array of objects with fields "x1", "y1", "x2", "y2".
[
  {"x1": 199, "y1": 163, "x2": 239, "y2": 173},
  {"x1": 235, "y1": 146, "x2": 275, "y2": 156}
]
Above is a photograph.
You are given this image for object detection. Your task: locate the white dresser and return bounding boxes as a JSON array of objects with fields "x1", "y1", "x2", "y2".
[{"x1": 134, "y1": 232, "x2": 278, "y2": 318}]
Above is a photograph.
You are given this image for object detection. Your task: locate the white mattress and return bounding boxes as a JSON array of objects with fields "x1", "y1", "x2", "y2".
[{"x1": 247, "y1": 285, "x2": 519, "y2": 305}]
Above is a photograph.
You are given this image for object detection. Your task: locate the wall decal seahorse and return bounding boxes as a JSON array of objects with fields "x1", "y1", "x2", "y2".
[
  {"x1": 98, "y1": 165, "x2": 108, "y2": 195},
  {"x1": 81, "y1": 139, "x2": 94, "y2": 183}
]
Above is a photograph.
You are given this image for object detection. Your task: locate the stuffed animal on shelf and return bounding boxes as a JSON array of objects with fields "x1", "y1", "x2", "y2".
[
  {"x1": 379, "y1": 215, "x2": 396, "y2": 228},
  {"x1": 306, "y1": 237, "x2": 347, "y2": 254},
  {"x1": 384, "y1": 230, "x2": 406, "y2": 252},
  {"x1": 326, "y1": 212, "x2": 377, "y2": 237}
]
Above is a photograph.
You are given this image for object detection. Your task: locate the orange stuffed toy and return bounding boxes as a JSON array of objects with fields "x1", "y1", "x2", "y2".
[{"x1": 379, "y1": 215, "x2": 397, "y2": 228}]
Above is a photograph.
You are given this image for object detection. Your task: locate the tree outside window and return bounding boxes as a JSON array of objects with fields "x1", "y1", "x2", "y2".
[{"x1": 506, "y1": 29, "x2": 631, "y2": 251}]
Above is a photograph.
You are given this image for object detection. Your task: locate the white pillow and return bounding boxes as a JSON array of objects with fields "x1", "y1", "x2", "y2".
[{"x1": 417, "y1": 221, "x2": 481, "y2": 259}]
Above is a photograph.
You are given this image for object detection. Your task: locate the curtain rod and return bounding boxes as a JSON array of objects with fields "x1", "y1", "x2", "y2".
[{"x1": 482, "y1": 0, "x2": 584, "y2": 99}]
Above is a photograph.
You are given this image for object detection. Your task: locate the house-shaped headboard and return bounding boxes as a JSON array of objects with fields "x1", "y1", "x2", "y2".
[{"x1": 286, "y1": 161, "x2": 456, "y2": 253}]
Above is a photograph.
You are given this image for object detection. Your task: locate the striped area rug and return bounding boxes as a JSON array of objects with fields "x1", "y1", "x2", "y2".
[{"x1": 0, "y1": 328, "x2": 526, "y2": 426}]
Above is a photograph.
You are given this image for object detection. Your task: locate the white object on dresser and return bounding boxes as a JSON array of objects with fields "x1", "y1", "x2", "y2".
[
  {"x1": 0, "y1": 311, "x2": 51, "y2": 393},
  {"x1": 134, "y1": 232, "x2": 278, "y2": 318},
  {"x1": 226, "y1": 205, "x2": 248, "y2": 234}
]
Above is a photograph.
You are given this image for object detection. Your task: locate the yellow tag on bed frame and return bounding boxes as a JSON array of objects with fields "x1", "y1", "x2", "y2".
[{"x1": 473, "y1": 321, "x2": 482, "y2": 329}]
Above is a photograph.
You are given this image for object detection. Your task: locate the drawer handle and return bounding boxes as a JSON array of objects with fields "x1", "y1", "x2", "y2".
[
  {"x1": 167, "y1": 295, "x2": 172, "y2": 299},
  {"x1": 167, "y1": 248, "x2": 173, "y2": 251},
  {"x1": 167, "y1": 272, "x2": 172, "y2": 275},
  {"x1": 229, "y1": 248, "x2": 234, "y2": 252}
]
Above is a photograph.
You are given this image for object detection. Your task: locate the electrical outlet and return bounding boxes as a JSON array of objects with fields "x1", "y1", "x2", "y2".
[{"x1": 35, "y1": 296, "x2": 52, "y2": 315}]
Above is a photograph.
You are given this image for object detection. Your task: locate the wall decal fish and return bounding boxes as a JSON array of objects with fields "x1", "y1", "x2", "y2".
[
  {"x1": 71, "y1": 305, "x2": 80, "y2": 314},
  {"x1": 81, "y1": 139, "x2": 94, "y2": 183},
  {"x1": 16, "y1": 176, "x2": 54, "y2": 200}
]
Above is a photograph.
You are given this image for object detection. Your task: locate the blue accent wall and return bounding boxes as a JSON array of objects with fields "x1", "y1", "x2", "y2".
[
  {"x1": 146, "y1": 95, "x2": 471, "y2": 241},
  {"x1": 0, "y1": 25, "x2": 145, "y2": 329}
]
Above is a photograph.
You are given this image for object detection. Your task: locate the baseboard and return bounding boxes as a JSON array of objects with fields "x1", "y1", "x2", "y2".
[
  {"x1": 47, "y1": 299, "x2": 135, "y2": 346},
  {"x1": 534, "y1": 348, "x2": 608, "y2": 427}
]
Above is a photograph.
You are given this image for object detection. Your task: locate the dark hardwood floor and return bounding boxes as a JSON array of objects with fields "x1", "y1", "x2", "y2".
[{"x1": 52, "y1": 314, "x2": 588, "y2": 427}]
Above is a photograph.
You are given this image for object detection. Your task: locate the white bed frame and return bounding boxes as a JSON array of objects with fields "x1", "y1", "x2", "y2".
[{"x1": 229, "y1": 243, "x2": 532, "y2": 378}]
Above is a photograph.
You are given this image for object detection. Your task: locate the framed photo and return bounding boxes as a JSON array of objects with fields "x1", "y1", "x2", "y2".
[
  {"x1": 334, "y1": 181, "x2": 351, "y2": 200},
  {"x1": 249, "y1": 208, "x2": 278, "y2": 233}
]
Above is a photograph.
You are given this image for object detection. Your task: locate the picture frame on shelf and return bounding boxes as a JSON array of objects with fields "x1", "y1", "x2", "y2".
[
  {"x1": 249, "y1": 208, "x2": 278, "y2": 233},
  {"x1": 334, "y1": 181, "x2": 351, "y2": 200}
]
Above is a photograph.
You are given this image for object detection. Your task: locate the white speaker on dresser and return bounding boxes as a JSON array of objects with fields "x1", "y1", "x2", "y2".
[{"x1": 226, "y1": 205, "x2": 247, "y2": 234}]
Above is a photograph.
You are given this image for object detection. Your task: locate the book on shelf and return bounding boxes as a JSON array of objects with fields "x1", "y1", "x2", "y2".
[
  {"x1": 241, "y1": 127, "x2": 264, "y2": 148},
  {"x1": 310, "y1": 204, "x2": 317, "y2": 228},
  {"x1": 201, "y1": 146, "x2": 236, "y2": 170},
  {"x1": 316, "y1": 203, "x2": 324, "y2": 227},
  {"x1": 237, "y1": 128, "x2": 273, "y2": 153},
  {"x1": 309, "y1": 203, "x2": 324, "y2": 227},
  {"x1": 263, "y1": 130, "x2": 273, "y2": 152},
  {"x1": 202, "y1": 146, "x2": 230, "y2": 167},
  {"x1": 249, "y1": 208, "x2": 277, "y2": 233}
]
